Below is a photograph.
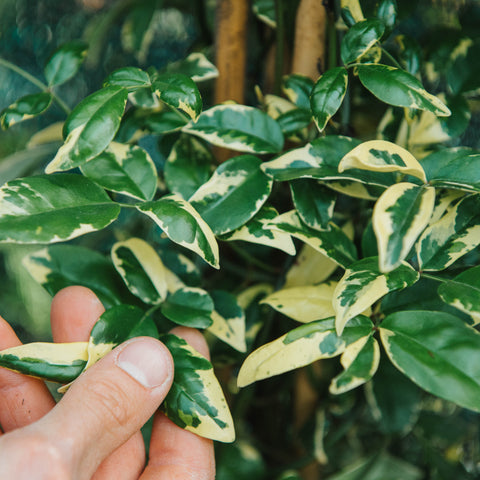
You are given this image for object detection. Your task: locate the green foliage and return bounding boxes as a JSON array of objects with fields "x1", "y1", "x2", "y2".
[{"x1": 1, "y1": 0, "x2": 480, "y2": 476}]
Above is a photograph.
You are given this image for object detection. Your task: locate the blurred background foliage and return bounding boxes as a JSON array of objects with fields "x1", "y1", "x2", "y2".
[{"x1": 1, "y1": 0, "x2": 480, "y2": 478}]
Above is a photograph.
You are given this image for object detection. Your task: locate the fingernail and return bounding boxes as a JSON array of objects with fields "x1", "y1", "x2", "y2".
[{"x1": 116, "y1": 338, "x2": 171, "y2": 388}]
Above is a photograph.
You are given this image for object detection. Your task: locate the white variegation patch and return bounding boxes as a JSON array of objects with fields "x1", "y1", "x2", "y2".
[
  {"x1": 261, "y1": 283, "x2": 337, "y2": 323},
  {"x1": 45, "y1": 125, "x2": 84, "y2": 173},
  {"x1": 237, "y1": 329, "x2": 346, "y2": 387},
  {"x1": 22, "y1": 248, "x2": 52, "y2": 284},
  {"x1": 207, "y1": 310, "x2": 246, "y2": 353},
  {"x1": 339, "y1": 140, "x2": 427, "y2": 182},
  {"x1": 341, "y1": 0, "x2": 365, "y2": 22}
]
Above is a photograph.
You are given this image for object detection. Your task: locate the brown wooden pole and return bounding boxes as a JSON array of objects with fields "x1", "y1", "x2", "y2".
[{"x1": 291, "y1": 0, "x2": 328, "y2": 80}]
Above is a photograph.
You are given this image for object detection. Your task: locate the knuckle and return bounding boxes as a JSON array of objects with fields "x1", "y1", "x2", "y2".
[{"x1": 86, "y1": 377, "x2": 132, "y2": 429}]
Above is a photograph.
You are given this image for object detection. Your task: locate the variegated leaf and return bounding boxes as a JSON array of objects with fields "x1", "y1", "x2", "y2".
[
  {"x1": 416, "y1": 194, "x2": 480, "y2": 271},
  {"x1": 266, "y1": 210, "x2": 357, "y2": 268},
  {"x1": 1, "y1": 92, "x2": 53, "y2": 129},
  {"x1": 111, "y1": 238, "x2": 168, "y2": 305},
  {"x1": 334, "y1": 257, "x2": 419, "y2": 335},
  {"x1": 219, "y1": 205, "x2": 296, "y2": 255},
  {"x1": 438, "y1": 265, "x2": 480, "y2": 325},
  {"x1": 80, "y1": 142, "x2": 157, "y2": 201},
  {"x1": 373, "y1": 183, "x2": 435, "y2": 272},
  {"x1": 161, "y1": 287, "x2": 214, "y2": 329},
  {"x1": 252, "y1": 0, "x2": 276, "y2": 27},
  {"x1": 44, "y1": 40, "x2": 88, "y2": 87},
  {"x1": 161, "y1": 333, "x2": 235, "y2": 442},
  {"x1": 86, "y1": 304, "x2": 158, "y2": 370},
  {"x1": 339, "y1": 140, "x2": 427, "y2": 182},
  {"x1": 329, "y1": 334, "x2": 380, "y2": 394},
  {"x1": 290, "y1": 179, "x2": 336, "y2": 231},
  {"x1": 0, "y1": 342, "x2": 88, "y2": 383},
  {"x1": 261, "y1": 282, "x2": 337, "y2": 323},
  {"x1": 136, "y1": 193, "x2": 219, "y2": 269},
  {"x1": 22, "y1": 244, "x2": 133, "y2": 308},
  {"x1": 357, "y1": 64, "x2": 451, "y2": 116},
  {"x1": 380, "y1": 310, "x2": 480, "y2": 413},
  {"x1": 341, "y1": 19, "x2": 385, "y2": 65},
  {"x1": 166, "y1": 52, "x2": 219, "y2": 82},
  {"x1": 189, "y1": 155, "x2": 272, "y2": 235},
  {"x1": 262, "y1": 136, "x2": 394, "y2": 190},
  {"x1": 0, "y1": 174, "x2": 121, "y2": 244},
  {"x1": 164, "y1": 136, "x2": 213, "y2": 200},
  {"x1": 282, "y1": 74, "x2": 314, "y2": 110},
  {"x1": 310, "y1": 67, "x2": 348, "y2": 132},
  {"x1": 153, "y1": 73, "x2": 202, "y2": 120},
  {"x1": 46, "y1": 86, "x2": 128, "y2": 172},
  {"x1": 207, "y1": 290, "x2": 246, "y2": 353},
  {"x1": 285, "y1": 244, "x2": 339, "y2": 287},
  {"x1": 237, "y1": 315, "x2": 372, "y2": 387},
  {"x1": 340, "y1": 0, "x2": 365, "y2": 25},
  {"x1": 421, "y1": 148, "x2": 480, "y2": 192},
  {"x1": 182, "y1": 104, "x2": 284, "y2": 154}
]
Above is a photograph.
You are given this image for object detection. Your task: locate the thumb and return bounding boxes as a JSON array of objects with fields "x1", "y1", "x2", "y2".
[{"x1": 35, "y1": 337, "x2": 173, "y2": 479}]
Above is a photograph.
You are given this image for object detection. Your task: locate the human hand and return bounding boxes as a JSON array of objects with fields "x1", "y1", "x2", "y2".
[{"x1": 0, "y1": 286, "x2": 215, "y2": 480}]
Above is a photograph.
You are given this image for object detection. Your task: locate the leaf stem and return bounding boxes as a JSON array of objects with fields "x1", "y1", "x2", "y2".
[
  {"x1": 379, "y1": 45, "x2": 403, "y2": 69},
  {"x1": 229, "y1": 243, "x2": 280, "y2": 274},
  {"x1": 0, "y1": 57, "x2": 71, "y2": 115},
  {"x1": 420, "y1": 273, "x2": 447, "y2": 283}
]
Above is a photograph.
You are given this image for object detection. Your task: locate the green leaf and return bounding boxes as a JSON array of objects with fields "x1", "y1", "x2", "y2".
[
  {"x1": 189, "y1": 155, "x2": 272, "y2": 235},
  {"x1": 45, "y1": 86, "x2": 128, "y2": 172},
  {"x1": 334, "y1": 257, "x2": 419, "y2": 335},
  {"x1": 282, "y1": 74, "x2": 314, "y2": 109},
  {"x1": 373, "y1": 183, "x2": 435, "y2": 272},
  {"x1": 207, "y1": 290, "x2": 246, "y2": 353},
  {"x1": 438, "y1": 265, "x2": 480, "y2": 325},
  {"x1": 416, "y1": 194, "x2": 480, "y2": 271},
  {"x1": 161, "y1": 333, "x2": 235, "y2": 442},
  {"x1": 325, "y1": 452, "x2": 422, "y2": 480},
  {"x1": 143, "y1": 110, "x2": 188, "y2": 134},
  {"x1": 290, "y1": 179, "x2": 336, "y2": 231},
  {"x1": 252, "y1": 0, "x2": 276, "y2": 27},
  {"x1": 0, "y1": 174, "x2": 121, "y2": 244},
  {"x1": 237, "y1": 315, "x2": 372, "y2": 387},
  {"x1": 153, "y1": 73, "x2": 202, "y2": 120},
  {"x1": 310, "y1": 67, "x2": 348, "y2": 132},
  {"x1": 86, "y1": 304, "x2": 158, "y2": 368},
  {"x1": 447, "y1": 38, "x2": 480, "y2": 95},
  {"x1": 329, "y1": 334, "x2": 380, "y2": 394},
  {"x1": 266, "y1": 210, "x2": 358, "y2": 268},
  {"x1": 104, "y1": 67, "x2": 151, "y2": 89},
  {"x1": 137, "y1": 193, "x2": 220, "y2": 269},
  {"x1": 216, "y1": 440, "x2": 266, "y2": 480},
  {"x1": 111, "y1": 238, "x2": 168, "y2": 305},
  {"x1": 182, "y1": 104, "x2": 284, "y2": 154},
  {"x1": 421, "y1": 147, "x2": 480, "y2": 192},
  {"x1": 380, "y1": 310, "x2": 480, "y2": 412},
  {"x1": 166, "y1": 52, "x2": 219, "y2": 82},
  {"x1": 44, "y1": 40, "x2": 88, "y2": 87},
  {"x1": 1, "y1": 92, "x2": 53, "y2": 129},
  {"x1": 22, "y1": 244, "x2": 133, "y2": 308},
  {"x1": 161, "y1": 287, "x2": 214, "y2": 329},
  {"x1": 357, "y1": 64, "x2": 451, "y2": 116},
  {"x1": 219, "y1": 205, "x2": 296, "y2": 255},
  {"x1": 341, "y1": 19, "x2": 385, "y2": 65},
  {"x1": 0, "y1": 342, "x2": 88, "y2": 383},
  {"x1": 164, "y1": 136, "x2": 213, "y2": 200},
  {"x1": 80, "y1": 142, "x2": 157, "y2": 201},
  {"x1": 261, "y1": 282, "x2": 337, "y2": 323},
  {"x1": 339, "y1": 140, "x2": 427, "y2": 182},
  {"x1": 367, "y1": 360, "x2": 422, "y2": 435},
  {"x1": 276, "y1": 108, "x2": 312, "y2": 138}
]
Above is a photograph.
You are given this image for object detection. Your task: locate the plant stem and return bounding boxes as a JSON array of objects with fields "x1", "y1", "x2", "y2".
[
  {"x1": 379, "y1": 45, "x2": 403, "y2": 69},
  {"x1": 0, "y1": 57, "x2": 71, "y2": 115},
  {"x1": 229, "y1": 243, "x2": 280, "y2": 274},
  {"x1": 420, "y1": 273, "x2": 447, "y2": 283}
]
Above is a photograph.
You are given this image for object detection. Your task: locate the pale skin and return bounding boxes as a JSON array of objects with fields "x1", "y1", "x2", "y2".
[{"x1": 0, "y1": 286, "x2": 216, "y2": 480}]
